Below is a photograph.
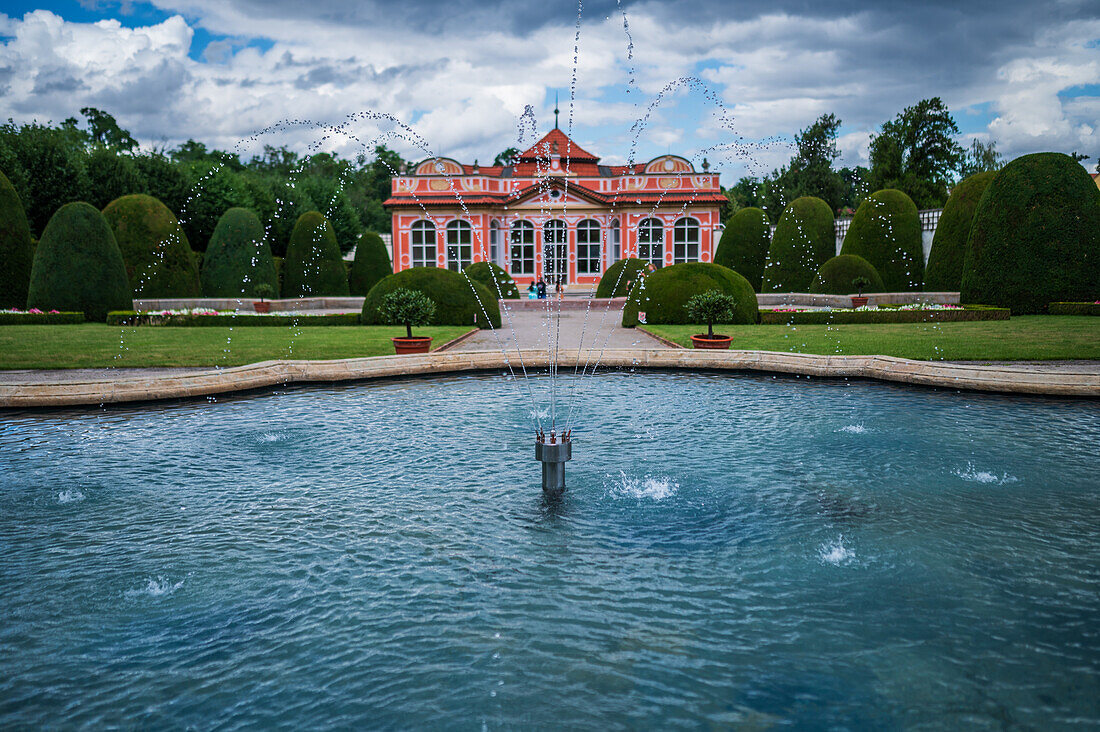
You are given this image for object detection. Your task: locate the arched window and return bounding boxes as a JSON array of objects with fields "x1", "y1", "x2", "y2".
[
  {"x1": 610, "y1": 219, "x2": 621, "y2": 263},
  {"x1": 411, "y1": 220, "x2": 436, "y2": 268},
  {"x1": 638, "y1": 217, "x2": 664, "y2": 268},
  {"x1": 543, "y1": 220, "x2": 568, "y2": 285},
  {"x1": 510, "y1": 220, "x2": 535, "y2": 275},
  {"x1": 489, "y1": 220, "x2": 501, "y2": 265},
  {"x1": 673, "y1": 217, "x2": 700, "y2": 264},
  {"x1": 446, "y1": 220, "x2": 472, "y2": 271},
  {"x1": 576, "y1": 219, "x2": 601, "y2": 275}
]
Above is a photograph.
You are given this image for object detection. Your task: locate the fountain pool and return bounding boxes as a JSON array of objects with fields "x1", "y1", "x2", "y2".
[{"x1": 1, "y1": 371, "x2": 1098, "y2": 728}]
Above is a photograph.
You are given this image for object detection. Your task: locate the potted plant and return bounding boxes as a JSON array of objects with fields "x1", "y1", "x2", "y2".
[
  {"x1": 685, "y1": 289, "x2": 738, "y2": 350},
  {"x1": 253, "y1": 283, "x2": 276, "y2": 313},
  {"x1": 850, "y1": 276, "x2": 871, "y2": 308},
  {"x1": 378, "y1": 288, "x2": 437, "y2": 354}
]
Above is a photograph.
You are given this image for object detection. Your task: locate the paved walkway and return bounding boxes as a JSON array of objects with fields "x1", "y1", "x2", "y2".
[{"x1": 449, "y1": 307, "x2": 667, "y2": 352}]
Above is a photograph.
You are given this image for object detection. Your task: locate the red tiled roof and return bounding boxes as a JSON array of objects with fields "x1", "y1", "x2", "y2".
[{"x1": 517, "y1": 128, "x2": 599, "y2": 162}]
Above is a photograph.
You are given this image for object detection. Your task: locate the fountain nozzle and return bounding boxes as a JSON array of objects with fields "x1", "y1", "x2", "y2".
[{"x1": 535, "y1": 430, "x2": 573, "y2": 495}]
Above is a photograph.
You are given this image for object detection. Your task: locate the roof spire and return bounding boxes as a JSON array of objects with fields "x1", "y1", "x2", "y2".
[{"x1": 554, "y1": 91, "x2": 559, "y2": 130}]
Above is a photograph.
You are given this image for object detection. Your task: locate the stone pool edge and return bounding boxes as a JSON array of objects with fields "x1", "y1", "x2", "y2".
[{"x1": 1, "y1": 349, "x2": 1097, "y2": 408}]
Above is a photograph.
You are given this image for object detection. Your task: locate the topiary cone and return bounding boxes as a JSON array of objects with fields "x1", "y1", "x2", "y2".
[
  {"x1": 713, "y1": 207, "x2": 770, "y2": 290},
  {"x1": 201, "y1": 208, "x2": 279, "y2": 298},
  {"x1": 103, "y1": 194, "x2": 200, "y2": 298},
  {"x1": 840, "y1": 189, "x2": 923, "y2": 291},
  {"x1": 762, "y1": 197, "x2": 834, "y2": 292},
  {"x1": 283, "y1": 211, "x2": 350, "y2": 298},
  {"x1": 925, "y1": 171, "x2": 996, "y2": 292},
  {"x1": 348, "y1": 230, "x2": 393, "y2": 295},
  {"x1": 0, "y1": 169, "x2": 35, "y2": 309},
  {"x1": 27, "y1": 202, "x2": 132, "y2": 321}
]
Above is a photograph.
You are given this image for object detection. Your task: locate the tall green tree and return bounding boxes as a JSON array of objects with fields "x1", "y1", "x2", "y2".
[
  {"x1": 765, "y1": 114, "x2": 847, "y2": 215},
  {"x1": 493, "y1": 147, "x2": 520, "y2": 167},
  {"x1": 868, "y1": 97, "x2": 964, "y2": 208},
  {"x1": 0, "y1": 121, "x2": 91, "y2": 237},
  {"x1": 958, "y1": 139, "x2": 1003, "y2": 179},
  {"x1": 78, "y1": 107, "x2": 138, "y2": 152},
  {"x1": 85, "y1": 147, "x2": 146, "y2": 209}
]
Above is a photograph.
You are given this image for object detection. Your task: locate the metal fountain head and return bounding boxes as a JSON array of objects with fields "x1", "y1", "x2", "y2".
[{"x1": 535, "y1": 428, "x2": 573, "y2": 495}]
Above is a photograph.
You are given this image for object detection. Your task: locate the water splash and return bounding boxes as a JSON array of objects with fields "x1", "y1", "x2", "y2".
[
  {"x1": 818, "y1": 535, "x2": 854, "y2": 566},
  {"x1": 608, "y1": 471, "x2": 678, "y2": 500},
  {"x1": 952, "y1": 463, "x2": 1018, "y2": 485},
  {"x1": 57, "y1": 489, "x2": 85, "y2": 503},
  {"x1": 836, "y1": 423, "x2": 868, "y2": 434},
  {"x1": 125, "y1": 576, "x2": 185, "y2": 598}
]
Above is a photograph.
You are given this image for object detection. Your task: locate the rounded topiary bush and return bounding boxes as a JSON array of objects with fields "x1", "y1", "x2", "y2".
[
  {"x1": 282, "y1": 211, "x2": 350, "y2": 297},
  {"x1": 714, "y1": 207, "x2": 770, "y2": 290},
  {"x1": 102, "y1": 194, "x2": 200, "y2": 298},
  {"x1": 27, "y1": 202, "x2": 131, "y2": 321},
  {"x1": 596, "y1": 258, "x2": 651, "y2": 297},
  {"x1": 839, "y1": 189, "x2": 923, "y2": 291},
  {"x1": 622, "y1": 262, "x2": 759, "y2": 327},
  {"x1": 201, "y1": 208, "x2": 279, "y2": 298},
  {"x1": 924, "y1": 171, "x2": 996, "y2": 292},
  {"x1": 463, "y1": 261, "x2": 519, "y2": 299},
  {"x1": 762, "y1": 196, "x2": 834, "y2": 292},
  {"x1": 348, "y1": 231, "x2": 392, "y2": 295},
  {"x1": 362, "y1": 267, "x2": 501, "y2": 329},
  {"x1": 810, "y1": 254, "x2": 885, "y2": 295},
  {"x1": 0, "y1": 169, "x2": 34, "y2": 308},
  {"x1": 961, "y1": 152, "x2": 1100, "y2": 313}
]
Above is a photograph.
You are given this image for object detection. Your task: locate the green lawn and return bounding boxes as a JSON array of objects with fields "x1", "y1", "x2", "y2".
[
  {"x1": 0, "y1": 325, "x2": 475, "y2": 369},
  {"x1": 643, "y1": 316, "x2": 1100, "y2": 361}
]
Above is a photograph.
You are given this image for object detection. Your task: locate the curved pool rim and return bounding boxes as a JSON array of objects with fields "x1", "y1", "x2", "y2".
[{"x1": 1, "y1": 349, "x2": 1097, "y2": 409}]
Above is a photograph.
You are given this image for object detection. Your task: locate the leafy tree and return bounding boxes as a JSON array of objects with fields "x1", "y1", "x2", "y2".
[
  {"x1": 378, "y1": 288, "x2": 436, "y2": 338},
  {"x1": 723, "y1": 176, "x2": 769, "y2": 218},
  {"x1": 493, "y1": 147, "x2": 520, "y2": 167},
  {"x1": 248, "y1": 145, "x2": 300, "y2": 175},
  {"x1": 78, "y1": 107, "x2": 138, "y2": 151},
  {"x1": 838, "y1": 166, "x2": 869, "y2": 212},
  {"x1": 684, "y1": 289, "x2": 738, "y2": 338},
  {"x1": 958, "y1": 139, "x2": 1003, "y2": 179},
  {"x1": 179, "y1": 163, "x2": 255, "y2": 252},
  {"x1": 0, "y1": 121, "x2": 91, "y2": 237},
  {"x1": 134, "y1": 153, "x2": 189, "y2": 220},
  {"x1": 85, "y1": 147, "x2": 146, "y2": 209},
  {"x1": 868, "y1": 97, "x2": 964, "y2": 208}
]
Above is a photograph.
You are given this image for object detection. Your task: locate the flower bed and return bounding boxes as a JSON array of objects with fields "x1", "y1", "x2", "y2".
[
  {"x1": 106, "y1": 309, "x2": 362, "y2": 327},
  {"x1": 0, "y1": 309, "x2": 85, "y2": 325},
  {"x1": 1048, "y1": 302, "x2": 1100, "y2": 316},
  {"x1": 759, "y1": 304, "x2": 1009, "y2": 325}
]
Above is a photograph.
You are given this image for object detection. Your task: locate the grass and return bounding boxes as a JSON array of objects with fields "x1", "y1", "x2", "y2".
[
  {"x1": 0, "y1": 325, "x2": 475, "y2": 369},
  {"x1": 642, "y1": 316, "x2": 1100, "y2": 361}
]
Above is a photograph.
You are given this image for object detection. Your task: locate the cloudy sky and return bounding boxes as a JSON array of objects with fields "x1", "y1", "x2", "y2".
[{"x1": 1, "y1": 0, "x2": 1097, "y2": 179}]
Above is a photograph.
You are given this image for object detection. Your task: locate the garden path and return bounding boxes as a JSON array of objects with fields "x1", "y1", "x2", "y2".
[{"x1": 448, "y1": 308, "x2": 668, "y2": 352}]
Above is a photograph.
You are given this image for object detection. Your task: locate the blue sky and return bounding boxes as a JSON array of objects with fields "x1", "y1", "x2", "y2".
[{"x1": 1, "y1": 0, "x2": 1097, "y2": 179}]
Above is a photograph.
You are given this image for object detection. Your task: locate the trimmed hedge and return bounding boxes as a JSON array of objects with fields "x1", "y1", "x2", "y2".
[
  {"x1": 348, "y1": 231, "x2": 392, "y2": 295},
  {"x1": 107, "y1": 311, "x2": 361, "y2": 326},
  {"x1": 201, "y1": 208, "x2": 280, "y2": 298},
  {"x1": 622, "y1": 262, "x2": 759, "y2": 327},
  {"x1": 0, "y1": 311, "x2": 84, "y2": 325},
  {"x1": 27, "y1": 202, "x2": 132, "y2": 321},
  {"x1": 760, "y1": 305, "x2": 1009, "y2": 325},
  {"x1": 1048, "y1": 302, "x2": 1100, "y2": 316},
  {"x1": 714, "y1": 207, "x2": 770, "y2": 290},
  {"x1": 924, "y1": 171, "x2": 996, "y2": 291},
  {"x1": 102, "y1": 194, "x2": 200, "y2": 298},
  {"x1": 839, "y1": 189, "x2": 923, "y2": 291},
  {"x1": 282, "y1": 211, "x2": 350, "y2": 298},
  {"x1": 596, "y1": 258, "x2": 651, "y2": 298},
  {"x1": 810, "y1": 254, "x2": 885, "y2": 295},
  {"x1": 0, "y1": 169, "x2": 34, "y2": 308},
  {"x1": 961, "y1": 152, "x2": 1100, "y2": 314},
  {"x1": 463, "y1": 261, "x2": 519, "y2": 299},
  {"x1": 762, "y1": 196, "x2": 834, "y2": 292},
  {"x1": 362, "y1": 267, "x2": 500, "y2": 328}
]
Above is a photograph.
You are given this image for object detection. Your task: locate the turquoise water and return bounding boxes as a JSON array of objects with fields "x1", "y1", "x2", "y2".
[{"x1": 1, "y1": 372, "x2": 1098, "y2": 729}]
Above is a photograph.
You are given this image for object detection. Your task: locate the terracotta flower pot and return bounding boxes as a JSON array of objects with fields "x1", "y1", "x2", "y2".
[
  {"x1": 690, "y1": 334, "x2": 732, "y2": 350},
  {"x1": 253, "y1": 301, "x2": 271, "y2": 313},
  {"x1": 850, "y1": 296, "x2": 869, "y2": 308},
  {"x1": 392, "y1": 336, "x2": 433, "y2": 355}
]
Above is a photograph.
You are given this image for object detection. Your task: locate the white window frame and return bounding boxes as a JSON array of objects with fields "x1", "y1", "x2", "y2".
[
  {"x1": 510, "y1": 220, "x2": 535, "y2": 275},
  {"x1": 411, "y1": 220, "x2": 436, "y2": 268},
  {"x1": 638, "y1": 217, "x2": 664, "y2": 268},
  {"x1": 673, "y1": 217, "x2": 700, "y2": 264},
  {"x1": 576, "y1": 219, "x2": 602, "y2": 275}
]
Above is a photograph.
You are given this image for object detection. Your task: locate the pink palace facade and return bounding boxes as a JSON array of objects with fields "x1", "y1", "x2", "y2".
[{"x1": 383, "y1": 128, "x2": 727, "y2": 288}]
